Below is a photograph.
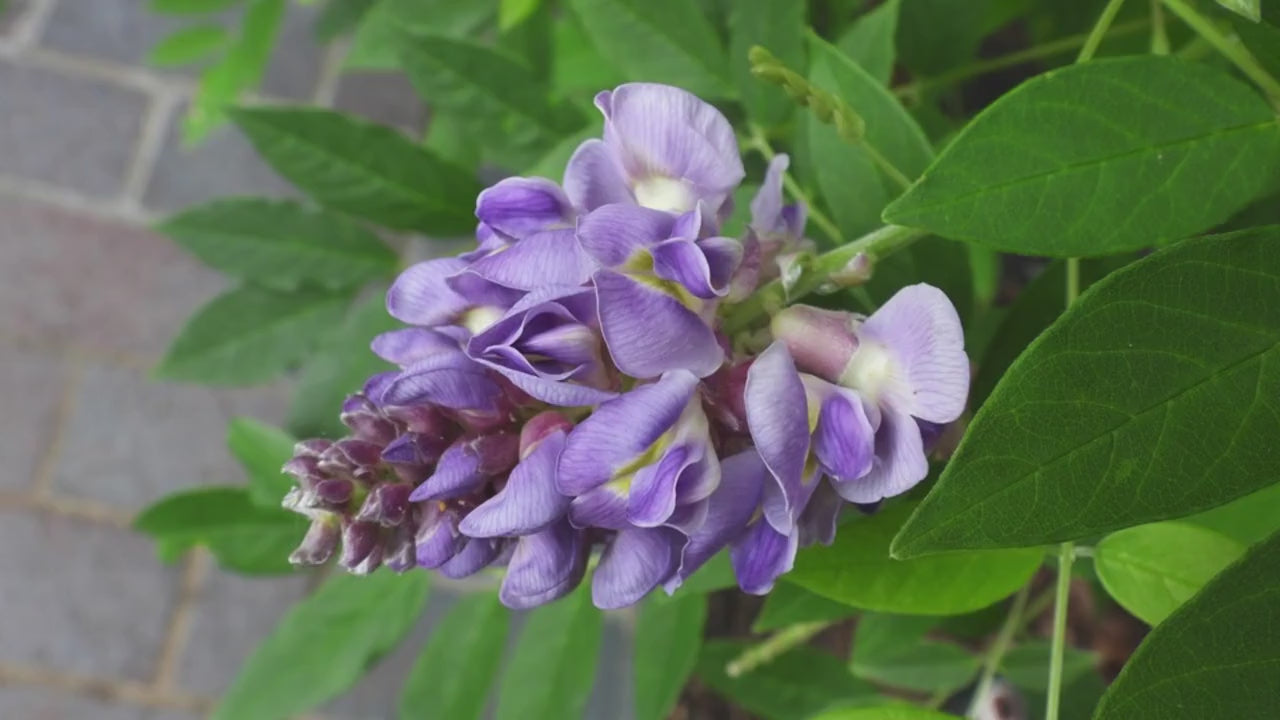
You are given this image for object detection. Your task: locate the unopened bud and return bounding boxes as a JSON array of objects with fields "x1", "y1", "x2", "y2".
[
  {"x1": 771, "y1": 305, "x2": 860, "y2": 382},
  {"x1": 340, "y1": 520, "x2": 383, "y2": 574},
  {"x1": 829, "y1": 252, "x2": 873, "y2": 287},
  {"x1": 519, "y1": 411, "x2": 574, "y2": 458},
  {"x1": 356, "y1": 482, "x2": 413, "y2": 527},
  {"x1": 289, "y1": 516, "x2": 340, "y2": 566}
]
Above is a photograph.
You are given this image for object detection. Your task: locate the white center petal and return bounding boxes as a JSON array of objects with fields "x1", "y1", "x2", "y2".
[
  {"x1": 633, "y1": 175, "x2": 695, "y2": 213},
  {"x1": 838, "y1": 341, "x2": 899, "y2": 405}
]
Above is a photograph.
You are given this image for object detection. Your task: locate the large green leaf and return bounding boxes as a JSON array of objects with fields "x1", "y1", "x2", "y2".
[
  {"x1": 399, "y1": 33, "x2": 586, "y2": 149},
  {"x1": 399, "y1": 593, "x2": 510, "y2": 720},
  {"x1": 728, "y1": 0, "x2": 805, "y2": 126},
  {"x1": 160, "y1": 199, "x2": 396, "y2": 291},
  {"x1": 697, "y1": 641, "x2": 881, "y2": 720},
  {"x1": 155, "y1": 285, "x2": 352, "y2": 385},
  {"x1": 1188, "y1": 480, "x2": 1280, "y2": 545},
  {"x1": 231, "y1": 107, "x2": 480, "y2": 235},
  {"x1": 185, "y1": 0, "x2": 285, "y2": 143},
  {"x1": 287, "y1": 289, "x2": 400, "y2": 438},
  {"x1": 789, "y1": 503, "x2": 1042, "y2": 614},
  {"x1": 148, "y1": 25, "x2": 229, "y2": 67},
  {"x1": 134, "y1": 487, "x2": 304, "y2": 575},
  {"x1": 999, "y1": 640, "x2": 1097, "y2": 691},
  {"x1": 634, "y1": 594, "x2": 706, "y2": 720},
  {"x1": 567, "y1": 0, "x2": 730, "y2": 98},
  {"x1": 1232, "y1": 6, "x2": 1280, "y2": 79},
  {"x1": 810, "y1": 708, "x2": 962, "y2": 720},
  {"x1": 495, "y1": 584, "x2": 602, "y2": 720},
  {"x1": 883, "y1": 57, "x2": 1280, "y2": 256},
  {"x1": 836, "y1": 0, "x2": 900, "y2": 86},
  {"x1": 1217, "y1": 0, "x2": 1261, "y2": 22},
  {"x1": 1095, "y1": 529, "x2": 1280, "y2": 720},
  {"x1": 226, "y1": 417, "x2": 297, "y2": 507},
  {"x1": 212, "y1": 572, "x2": 429, "y2": 720},
  {"x1": 808, "y1": 33, "x2": 933, "y2": 239},
  {"x1": 850, "y1": 640, "x2": 976, "y2": 693},
  {"x1": 1095, "y1": 521, "x2": 1246, "y2": 626},
  {"x1": 752, "y1": 583, "x2": 858, "y2": 632},
  {"x1": 894, "y1": 229, "x2": 1280, "y2": 555},
  {"x1": 346, "y1": 0, "x2": 492, "y2": 69}
]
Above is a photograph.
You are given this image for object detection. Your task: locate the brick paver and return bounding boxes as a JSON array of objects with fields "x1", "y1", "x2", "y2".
[{"x1": 0, "y1": 347, "x2": 66, "y2": 491}]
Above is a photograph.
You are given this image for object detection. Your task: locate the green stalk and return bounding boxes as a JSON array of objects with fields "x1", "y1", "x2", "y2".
[
  {"x1": 1161, "y1": 0, "x2": 1280, "y2": 100},
  {"x1": 1046, "y1": 542, "x2": 1076, "y2": 720},
  {"x1": 967, "y1": 584, "x2": 1033, "y2": 717},
  {"x1": 725, "y1": 621, "x2": 831, "y2": 677},
  {"x1": 1078, "y1": 0, "x2": 1130, "y2": 62}
]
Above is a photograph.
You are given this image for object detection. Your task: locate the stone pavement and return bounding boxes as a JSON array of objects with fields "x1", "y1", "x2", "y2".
[{"x1": 0, "y1": 2, "x2": 631, "y2": 718}]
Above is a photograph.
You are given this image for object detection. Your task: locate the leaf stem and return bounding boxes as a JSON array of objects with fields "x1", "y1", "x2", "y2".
[
  {"x1": 1045, "y1": 542, "x2": 1076, "y2": 720},
  {"x1": 1150, "y1": 0, "x2": 1171, "y2": 55},
  {"x1": 1066, "y1": 257, "x2": 1081, "y2": 306},
  {"x1": 1078, "y1": 0, "x2": 1130, "y2": 63},
  {"x1": 894, "y1": 19, "x2": 1150, "y2": 98},
  {"x1": 725, "y1": 620, "x2": 830, "y2": 677},
  {"x1": 966, "y1": 583, "x2": 1032, "y2": 718},
  {"x1": 862, "y1": 141, "x2": 914, "y2": 191},
  {"x1": 1161, "y1": 0, "x2": 1280, "y2": 101},
  {"x1": 721, "y1": 224, "x2": 928, "y2": 334},
  {"x1": 745, "y1": 126, "x2": 845, "y2": 245}
]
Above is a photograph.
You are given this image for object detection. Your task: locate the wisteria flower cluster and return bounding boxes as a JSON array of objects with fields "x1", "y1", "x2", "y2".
[{"x1": 281, "y1": 83, "x2": 970, "y2": 610}]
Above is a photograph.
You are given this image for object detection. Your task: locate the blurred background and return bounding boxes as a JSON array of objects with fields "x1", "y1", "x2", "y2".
[{"x1": 0, "y1": 1, "x2": 632, "y2": 717}]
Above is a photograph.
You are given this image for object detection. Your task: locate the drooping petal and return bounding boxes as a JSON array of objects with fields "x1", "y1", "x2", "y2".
[
  {"x1": 381, "y1": 350, "x2": 504, "y2": 411},
  {"x1": 568, "y1": 482, "x2": 629, "y2": 530},
  {"x1": 575, "y1": 203, "x2": 675, "y2": 267},
  {"x1": 411, "y1": 433, "x2": 520, "y2": 502},
  {"x1": 813, "y1": 388, "x2": 875, "y2": 482},
  {"x1": 556, "y1": 370, "x2": 698, "y2": 495},
  {"x1": 832, "y1": 406, "x2": 928, "y2": 504},
  {"x1": 750, "y1": 154, "x2": 788, "y2": 235},
  {"x1": 597, "y1": 83, "x2": 744, "y2": 215},
  {"x1": 460, "y1": 431, "x2": 571, "y2": 537},
  {"x1": 464, "y1": 228, "x2": 595, "y2": 289},
  {"x1": 370, "y1": 327, "x2": 457, "y2": 365},
  {"x1": 592, "y1": 526, "x2": 683, "y2": 609},
  {"x1": 563, "y1": 138, "x2": 633, "y2": 211},
  {"x1": 745, "y1": 342, "x2": 812, "y2": 535},
  {"x1": 499, "y1": 519, "x2": 588, "y2": 609},
  {"x1": 731, "y1": 519, "x2": 798, "y2": 595},
  {"x1": 415, "y1": 506, "x2": 465, "y2": 568},
  {"x1": 664, "y1": 449, "x2": 766, "y2": 593},
  {"x1": 439, "y1": 537, "x2": 505, "y2": 578},
  {"x1": 385, "y1": 257, "x2": 470, "y2": 326},
  {"x1": 851, "y1": 284, "x2": 969, "y2": 424},
  {"x1": 797, "y1": 481, "x2": 842, "y2": 547},
  {"x1": 627, "y1": 444, "x2": 691, "y2": 527},
  {"x1": 475, "y1": 176, "x2": 573, "y2": 237},
  {"x1": 594, "y1": 270, "x2": 723, "y2": 379}
]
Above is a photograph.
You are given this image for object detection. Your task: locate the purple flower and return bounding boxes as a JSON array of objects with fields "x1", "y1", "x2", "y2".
[
  {"x1": 564, "y1": 83, "x2": 744, "y2": 216},
  {"x1": 730, "y1": 155, "x2": 814, "y2": 301}
]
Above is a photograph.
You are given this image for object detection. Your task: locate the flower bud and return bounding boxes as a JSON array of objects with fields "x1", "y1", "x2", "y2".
[
  {"x1": 770, "y1": 305, "x2": 859, "y2": 383},
  {"x1": 356, "y1": 482, "x2": 413, "y2": 527},
  {"x1": 518, "y1": 411, "x2": 574, "y2": 457},
  {"x1": 289, "y1": 516, "x2": 340, "y2": 566},
  {"x1": 340, "y1": 520, "x2": 383, "y2": 574}
]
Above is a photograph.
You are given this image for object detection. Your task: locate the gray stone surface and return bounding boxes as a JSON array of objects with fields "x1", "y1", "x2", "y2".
[
  {"x1": 0, "y1": 346, "x2": 67, "y2": 491},
  {"x1": 0, "y1": 686, "x2": 198, "y2": 720},
  {"x1": 176, "y1": 571, "x2": 311, "y2": 696},
  {"x1": 142, "y1": 102, "x2": 297, "y2": 214},
  {"x1": 0, "y1": 195, "x2": 225, "y2": 357},
  {"x1": 333, "y1": 71, "x2": 427, "y2": 135},
  {"x1": 0, "y1": 59, "x2": 147, "y2": 198},
  {"x1": 0, "y1": 508, "x2": 180, "y2": 679},
  {"x1": 51, "y1": 363, "x2": 244, "y2": 510},
  {"x1": 0, "y1": 0, "x2": 30, "y2": 37},
  {"x1": 41, "y1": 0, "x2": 323, "y2": 100}
]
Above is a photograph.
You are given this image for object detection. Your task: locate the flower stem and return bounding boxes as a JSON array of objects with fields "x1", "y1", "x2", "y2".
[
  {"x1": 725, "y1": 620, "x2": 830, "y2": 677},
  {"x1": 1150, "y1": 0, "x2": 1171, "y2": 55},
  {"x1": 967, "y1": 583, "x2": 1032, "y2": 718},
  {"x1": 1045, "y1": 542, "x2": 1076, "y2": 720},
  {"x1": 1161, "y1": 0, "x2": 1280, "y2": 101},
  {"x1": 894, "y1": 19, "x2": 1150, "y2": 98},
  {"x1": 863, "y1": 141, "x2": 913, "y2": 191},
  {"x1": 722, "y1": 224, "x2": 928, "y2": 334},
  {"x1": 1078, "y1": 0, "x2": 1129, "y2": 63},
  {"x1": 1066, "y1": 257, "x2": 1081, "y2": 307},
  {"x1": 745, "y1": 125, "x2": 845, "y2": 245}
]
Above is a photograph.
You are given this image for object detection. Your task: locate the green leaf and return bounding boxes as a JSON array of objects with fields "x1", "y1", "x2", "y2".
[
  {"x1": 567, "y1": 0, "x2": 731, "y2": 98},
  {"x1": 398, "y1": 593, "x2": 509, "y2": 720},
  {"x1": 697, "y1": 641, "x2": 882, "y2": 720},
  {"x1": 231, "y1": 107, "x2": 480, "y2": 235},
  {"x1": 883, "y1": 57, "x2": 1280, "y2": 256},
  {"x1": 160, "y1": 199, "x2": 396, "y2": 290},
  {"x1": 398, "y1": 33, "x2": 585, "y2": 150},
  {"x1": 134, "y1": 486, "x2": 305, "y2": 575},
  {"x1": 550, "y1": 11, "x2": 627, "y2": 95},
  {"x1": 789, "y1": 502, "x2": 1041, "y2": 614},
  {"x1": 634, "y1": 594, "x2": 706, "y2": 720},
  {"x1": 213, "y1": 571, "x2": 429, "y2": 720},
  {"x1": 147, "y1": 25, "x2": 229, "y2": 67},
  {"x1": 524, "y1": 122, "x2": 601, "y2": 179},
  {"x1": 226, "y1": 417, "x2": 296, "y2": 507},
  {"x1": 156, "y1": 285, "x2": 352, "y2": 385},
  {"x1": 495, "y1": 584, "x2": 602, "y2": 720},
  {"x1": 1232, "y1": 5, "x2": 1280, "y2": 79},
  {"x1": 315, "y1": 0, "x2": 378, "y2": 40},
  {"x1": 1217, "y1": 0, "x2": 1261, "y2": 22},
  {"x1": 999, "y1": 640, "x2": 1097, "y2": 691},
  {"x1": 893, "y1": 229, "x2": 1280, "y2": 555},
  {"x1": 836, "y1": 0, "x2": 900, "y2": 86},
  {"x1": 808, "y1": 33, "x2": 933, "y2": 238},
  {"x1": 1095, "y1": 521, "x2": 1246, "y2": 626},
  {"x1": 668, "y1": 549, "x2": 738, "y2": 596},
  {"x1": 150, "y1": 0, "x2": 240, "y2": 13},
  {"x1": 185, "y1": 0, "x2": 285, "y2": 143},
  {"x1": 852, "y1": 613, "x2": 940, "y2": 659},
  {"x1": 1094, "y1": 528, "x2": 1280, "y2": 720},
  {"x1": 287, "y1": 288, "x2": 399, "y2": 438},
  {"x1": 1188, "y1": 480, "x2": 1280, "y2": 545},
  {"x1": 346, "y1": 0, "x2": 492, "y2": 69},
  {"x1": 851, "y1": 641, "x2": 976, "y2": 693},
  {"x1": 752, "y1": 583, "x2": 858, "y2": 632},
  {"x1": 728, "y1": 0, "x2": 805, "y2": 126},
  {"x1": 894, "y1": 0, "x2": 988, "y2": 76},
  {"x1": 499, "y1": 0, "x2": 542, "y2": 30},
  {"x1": 810, "y1": 707, "x2": 963, "y2": 720}
]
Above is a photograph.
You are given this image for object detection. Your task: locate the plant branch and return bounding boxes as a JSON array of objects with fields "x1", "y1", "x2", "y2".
[
  {"x1": 1150, "y1": 0, "x2": 1171, "y2": 55},
  {"x1": 967, "y1": 583, "x2": 1033, "y2": 718},
  {"x1": 1078, "y1": 0, "x2": 1130, "y2": 63},
  {"x1": 725, "y1": 621, "x2": 830, "y2": 677},
  {"x1": 1045, "y1": 542, "x2": 1076, "y2": 720},
  {"x1": 1161, "y1": 0, "x2": 1280, "y2": 100}
]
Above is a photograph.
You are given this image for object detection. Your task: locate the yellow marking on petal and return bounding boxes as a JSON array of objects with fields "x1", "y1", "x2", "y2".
[
  {"x1": 839, "y1": 341, "x2": 896, "y2": 405},
  {"x1": 634, "y1": 175, "x2": 696, "y2": 213},
  {"x1": 461, "y1": 306, "x2": 504, "y2": 334}
]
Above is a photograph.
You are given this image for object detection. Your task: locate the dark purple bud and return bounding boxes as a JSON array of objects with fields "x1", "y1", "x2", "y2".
[
  {"x1": 356, "y1": 483, "x2": 413, "y2": 527},
  {"x1": 341, "y1": 407, "x2": 398, "y2": 446},
  {"x1": 314, "y1": 478, "x2": 355, "y2": 508},
  {"x1": 330, "y1": 439, "x2": 384, "y2": 469},
  {"x1": 289, "y1": 516, "x2": 340, "y2": 566},
  {"x1": 340, "y1": 520, "x2": 383, "y2": 574},
  {"x1": 770, "y1": 304, "x2": 859, "y2": 383},
  {"x1": 381, "y1": 432, "x2": 451, "y2": 466},
  {"x1": 383, "y1": 522, "x2": 417, "y2": 573},
  {"x1": 293, "y1": 439, "x2": 332, "y2": 458},
  {"x1": 281, "y1": 455, "x2": 321, "y2": 482},
  {"x1": 519, "y1": 411, "x2": 574, "y2": 457},
  {"x1": 384, "y1": 404, "x2": 451, "y2": 437}
]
